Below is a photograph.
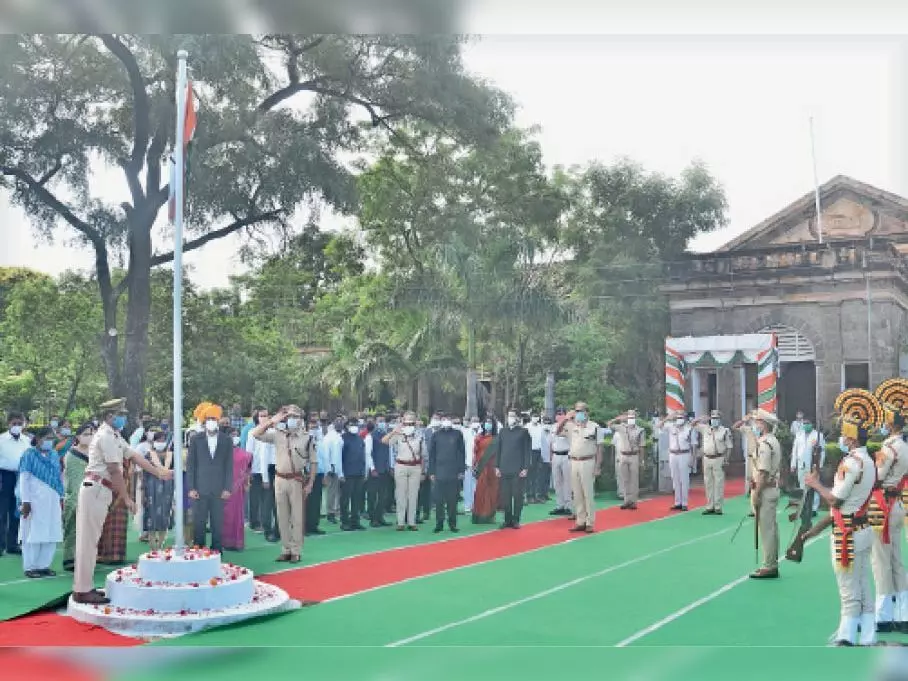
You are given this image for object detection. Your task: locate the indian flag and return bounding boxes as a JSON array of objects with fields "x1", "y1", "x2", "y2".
[{"x1": 168, "y1": 80, "x2": 198, "y2": 223}]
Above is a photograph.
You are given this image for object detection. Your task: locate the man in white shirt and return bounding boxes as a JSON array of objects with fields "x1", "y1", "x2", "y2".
[
  {"x1": 323, "y1": 417, "x2": 344, "y2": 523},
  {"x1": 549, "y1": 408, "x2": 573, "y2": 516},
  {"x1": 245, "y1": 407, "x2": 268, "y2": 532},
  {"x1": 0, "y1": 412, "x2": 30, "y2": 555},
  {"x1": 526, "y1": 413, "x2": 545, "y2": 504},
  {"x1": 663, "y1": 410, "x2": 695, "y2": 511},
  {"x1": 789, "y1": 417, "x2": 825, "y2": 514},
  {"x1": 251, "y1": 408, "x2": 279, "y2": 542},
  {"x1": 459, "y1": 417, "x2": 477, "y2": 513}
]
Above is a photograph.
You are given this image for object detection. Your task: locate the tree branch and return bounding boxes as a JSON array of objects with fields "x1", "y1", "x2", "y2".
[
  {"x1": 99, "y1": 34, "x2": 150, "y2": 177},
  {"x1": 0, "y1": 164, "x2": 104, "y2": 250},
  {"x1": 150, "y1": 209, "x2": 287, "y2": 267}
]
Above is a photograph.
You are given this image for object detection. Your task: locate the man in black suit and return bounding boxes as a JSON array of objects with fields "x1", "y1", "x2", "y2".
[
  {"x1": 428, "y1": 413, "x2": 466, "y2": 533},
  {"x1": 187, "y1": 405, "x2": 234, "y2": 551}
]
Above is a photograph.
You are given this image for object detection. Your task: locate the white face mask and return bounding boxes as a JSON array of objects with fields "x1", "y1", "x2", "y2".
[
  {"x1": 441, "y1": 419, "x2": 453, "y2": 429},
  {"x1": 205, "y1": 419, "x2": 218, "y2": 432},
  {"x1": 146, "y1": 430, "x2": 155, "y2": 442},
  {"x1": 507, "y1": 416, "x2": 518, "y2": 427},
  {"x1": 276, "y1": 422, "x2": 288, "y2": 431},
  {"x1": 232, "y1": 436, "x2": 240, "y2": 446},
  {"x1": 627, "y1": 418, "x2": 636, "y2": 426},
  {"x1": 675, "y1": 418, "x2": 685, "y2": 427},
  {"x1": 10, "y1": 425, "x2": 22, "y2": 436},
  {"x1": 153, "y1": 442, "x2": 167, "y2": 452},
  {"x1": 50, "y1": 420, "x2": 59, "y2": 429},
  {"x1": 348, "y1": 425, "x2": 359, "y2": 434},
  {"x1": 531, "y1": 416, "x2": 539, "y2": 424},
  {"x1": 287, "y1": 418, "x2": 300, "y2": 430},
  {"x1": 710, "y1": 419, "x2": 720, "y2": 427},
  {"x1": 402, "y1": 425, "x2": 415, "y2": 436}
]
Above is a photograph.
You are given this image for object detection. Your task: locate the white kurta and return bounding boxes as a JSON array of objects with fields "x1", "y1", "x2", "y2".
[
  {"x1": 460, "y1": 426, "x2": 476, "y2": 511},
  {"x1": 18, "y1": 471, "x2": 63, "y2": 544}
]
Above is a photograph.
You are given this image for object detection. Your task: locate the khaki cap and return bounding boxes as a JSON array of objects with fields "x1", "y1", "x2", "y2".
[{"x1": 100, "y1": 398, "x2": 127, "y2": 412}]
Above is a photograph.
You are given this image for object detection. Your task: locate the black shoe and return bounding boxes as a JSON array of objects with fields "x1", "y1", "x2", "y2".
[
  {"x1": 434, "y1": 526, "x2": 444, "y2": 533},
  {"x1": 7, "y1": 547, "x2": 21, "y2": 555},
  {"x1": 877, "y1": 622, "x2": 894, "y2": 633},
  {"x1": 549, "y1": 508, "x2": 563, "y2": 516},
  {"x1": 670, "y1": 505, "x2": 682, "y2": 511},
  {"x1": 24, "y1": 570, "x2": 41, "y2": 579},
  {"x1": 326, "y1": 515, "x2": 338, "y2": 524},
  {"x1": 266, "y1": 535, "x2": 279, "y2": 543},
  {"x1": 569, "y1": 525, "x2": 586, "y2": 533},
  {"x1": 449, "y1": 526, "x2": 460, "y2": 533},
  {"x1": 702, "y1": 508, "x2": 716, "y2": 515},
  {"x1": 619, "y1": 503, "x2": 630, "y2": 510},
  {"x1": 833, "y1": 640, "x2": 854, "y2": 647},
  {"x1": 749, "y1": 568, "x2": 779, "y2": 579},
  {"x1": 39, "y1": 569, "x2": 56, "y2": 577},
  {"x1": 680, "y1": 506, "x2": 688, "y2": 511},
  {"x1": 341, "y1": 525, "x2": 355, "y2": 532},
  {"x1": 499, "y1": 522, "x2": 512, "y2": 530},
  {"x1": 510, "y1": 523, "x2": 521, "y2": 529},
  {"x1": 714, "y1": 509, "x2": 724, "y2": 515}
]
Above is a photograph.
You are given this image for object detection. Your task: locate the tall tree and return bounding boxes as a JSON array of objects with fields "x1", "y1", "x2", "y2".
[{"x1": 0, "y1": 34, "x2": 512, "y2": 415}]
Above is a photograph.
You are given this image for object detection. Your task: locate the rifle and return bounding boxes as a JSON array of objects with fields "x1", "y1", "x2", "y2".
[{"x1": 785, "y1": 435, "x2": 824, "y2": 562}]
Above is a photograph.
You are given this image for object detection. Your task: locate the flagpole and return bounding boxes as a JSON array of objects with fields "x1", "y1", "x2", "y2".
[
  {"x1": 172, "y1": 49, "x2": 188, "y2": 552},
  {"x1": 809, "y1": 116, "x2": 823, "y2": 245}
]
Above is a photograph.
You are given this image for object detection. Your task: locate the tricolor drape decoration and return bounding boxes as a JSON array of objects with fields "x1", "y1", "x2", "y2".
[{"x1": 664, "y1": 334, "x2": 778, "y2": 414}]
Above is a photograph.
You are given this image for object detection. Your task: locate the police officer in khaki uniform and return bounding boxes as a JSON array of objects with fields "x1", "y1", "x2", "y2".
[
  {"x1": 735, "y1": 408, "x2": 782, "y2": 579},
  {"x1": 250, "y1": 405, "x2": 315, "y2": 563},
  {"x1": 608, "y1": 410, "x2": 645, "y2": 510},
  {"x1": 800, "y1": 390, "x2": 879, "y2": 646},
  {"x1": 72, "y1": 398, "x2": 173, "y2": 604},
  {"x1": 556, "y1": 401, "x2": 601, "y2": 533},
  {"x1": 868, "y1": 382, "x2": 908, "y2": 632},
  {"x1": 693, "y1": 410, "x2": 733, "y2": 515}
]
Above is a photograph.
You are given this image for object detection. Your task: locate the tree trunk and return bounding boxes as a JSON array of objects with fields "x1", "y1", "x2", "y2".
[
  {"x1": 63, "y1": 352, "x2": 88, "y2": 418},
  {"x1": 97, "y1": 249, "x2": 123, "y2": 401},
  {"x1": 515, "y1": 335, "x2": 527, "y2": 410},
  {"x1": 465, "y1": 324, "x2": 478, "y2": 420},
  {"x1": 417, "y1": 374, "x2": 430, "y2": 417},
  {"x1": 122, "y1": 215, "x2": 154, "y2": 420},
  {"x1": 544, "y1": 370, "x2": 555, "y2": 419}
]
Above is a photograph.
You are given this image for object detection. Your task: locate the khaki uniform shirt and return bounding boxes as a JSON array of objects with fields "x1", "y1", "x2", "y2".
[
  {"x1": 832, "y1": 447, "x2": 876, "y2": 515},
  {"x1": 562, "y1": 420, "x2": 601, "y2": 459},
  {"x1": 389, "y1": 434, "x2": 424, "y2": 464},
  {"x1": 86, "y1": 422, "x2": 129, "y2": 480},
  {"x1": 754, "y1": 434, "x2": 782, "y2": 485},
  {"x1": 612, "y1": 424, "x2": 644, "y2": 455},
  {"x1": 696, "y1": 425, "x2": 733, "y2": 458},
  {"x1": 877, "y1": 435, "x2": 908, "y2": 489},
  {"x1": 257, "y1": 428, "x2": 316, "y2": 477}
]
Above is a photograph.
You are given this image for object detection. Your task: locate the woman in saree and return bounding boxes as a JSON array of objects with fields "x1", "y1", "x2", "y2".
[
  {"x1": 471, "y1": 416, "x2": 500, "y2": 524},
  {"x1": 62, "y1": 423, "x2": 94, "y2": 571},
  {"x1": 222, "y1": 427, "x2": 252, "y2": 550}
]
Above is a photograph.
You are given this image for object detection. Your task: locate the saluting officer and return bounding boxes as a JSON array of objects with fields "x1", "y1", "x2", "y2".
[
  {"x1": 800, "y1": 392, "x2": 879, "y2": 646},
  {"x1": 663, "y1": 410, "x2": 695, "y2": 511},
  {"x1": 693, "y1": 410, "x2": 733, "y2": 515},
  {"x1": 72, "y1": 398, "x2": 172, "y2": 605},
  {"x1": 735, "y1": 409, "x2": 782, "y2": 579},
  {"x1": 608, "y1": 410, "x2": 645, "y2": 510},
  {"x1": 556, "y1": 401, "x2": 601, "y2": 534},
  {"x1": 250, "y1": 405, "x2": 316, "y2": 563}
]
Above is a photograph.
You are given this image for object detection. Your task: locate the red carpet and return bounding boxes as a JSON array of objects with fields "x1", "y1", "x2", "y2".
[
  {"x1": 0, "y1": 649, "x2": 105, "y2": 681},
  {"x1": 0, "y1": 480, "x2": 744, "y2": 647}
]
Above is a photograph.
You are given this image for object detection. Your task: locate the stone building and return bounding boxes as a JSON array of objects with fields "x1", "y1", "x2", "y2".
[{"x1": 661, "y1": 175, "x2": 908, "y2": 427}]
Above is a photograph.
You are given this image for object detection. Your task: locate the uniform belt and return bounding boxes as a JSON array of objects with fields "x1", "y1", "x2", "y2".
[
  {"x1": 396, "y1": 459, "x2": 422, "y2": 466},
  {"x1": 618, "y1": 451, "x2": 639, "y2": 456},
  {"x1": 570, "y1": 455, "x2": 595, "y2": 461},
  {"x1": 704, "y1": 454, "x2": 724, "y2": 459},
  {"x1": 275, "y1": 472, "x2": 305, "y2": 481},
  {"x1": 552, "y1": 451, "x2": 570, "y2": 455},
  {"x1": 670, "y1": 449, "x2": 691, "y2": 455},
  {"x1": 83, "y1": 473, "x2": 114, "y2": 490}
]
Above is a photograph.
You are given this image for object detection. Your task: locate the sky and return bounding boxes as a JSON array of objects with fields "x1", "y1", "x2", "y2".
[{"x1": 1, "y1": 33, "x2": 907, "y2": 289}]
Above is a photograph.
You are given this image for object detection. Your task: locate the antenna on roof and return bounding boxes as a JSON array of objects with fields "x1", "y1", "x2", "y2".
[{"x1": 809, "y1": 116, "x2": 823, "y2": 245}]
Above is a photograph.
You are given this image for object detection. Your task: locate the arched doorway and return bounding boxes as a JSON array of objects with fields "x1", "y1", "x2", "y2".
[{"x1": 760, "y1": 324, "x2": 817, "y2": 423}]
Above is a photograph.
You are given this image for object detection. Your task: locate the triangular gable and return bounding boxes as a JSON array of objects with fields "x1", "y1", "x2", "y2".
[{"x1": 717, "y1": 175, "x2": 908, "y2": 252}]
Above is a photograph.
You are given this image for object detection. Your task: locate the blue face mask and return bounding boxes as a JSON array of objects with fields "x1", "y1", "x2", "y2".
[
  {"x1": 40, "y1": 439, "x2": 54, "y2": 452},
  {"x1": 838, "y1": 437, "x2": 849, "y2": 453},
  {"x1": 880, "y1": 425, "x2": 890, "y2": 437},
  {"x1": 576, "y1": 412, "x2": 588, "y2": 423},
  {"x1": 60, "y1": 427, "x2": 72, "y2": 437},
  {"x1": 751, "y1": 425, "x2": 761, "y2": 437},
  {"x1": 113, "y1": 415, "x2": 127, "y2": 431},
  {"x1": 483, "y1": 422, "x2": 493, "y2": 432}
]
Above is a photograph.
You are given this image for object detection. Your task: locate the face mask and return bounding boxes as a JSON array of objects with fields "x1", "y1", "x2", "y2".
[
  {"x1": 91, "y1": 419, "x2": 99, "y2": 427},
  {"x1": 50, "y1": 420, "x2": 59, "y2": 429},
  {"x1": 531, "y1": 417, "x2": 539, "y2": 424},
  {"x1": 146, "y1": 430, "x2": 155, "y2": 441},
  {"x1": 441, "y1": 419, "x2": 453, "y2": 429},
  {"x1": 40, "y1": 439, "x2": 54, "y2": 452},
  {"x1": 575, "y1": 412, "x2": 587, "y2": 423},
  {"x1": 751, "y1": 425, "x2": 761, "y2": 437},
  {"x1": 154, "y1": 441, "x2": 167, "y2": 452},
  {"x1": 276, "y1": 422, "x2": 288, "y2": 431},
  {"x1": 484, "y1": 422, "x2": 493, "y2": 432},
  {"x1": 205, "y1": 419, "x2": 218, "y2": 432},
  {"x1": 287, "y1": 418, "x2": 300, "y2": 430},
  {"x1": 803, "y1": 424, "x2": 814, "y2": 434},
  {"x1": 348, "y1": 425, "x2": 359, "y2": 434},
  {"x1": 113, "y1": 416, "x2": 127, "y2": 431},
  {"x1": 675, "y1": 418, "x2": 685, "y2": 427},
  {"x1": 232, "y1": 436, "x2": 241, "y2": 446},
  {"x1": 507, "y1": 416, "x2": 518, "y2": 427},
  {"x1": 377, "y1": 422, "x2": 387, "y2": 432},
  {"x1": 402, "y1": 425, "x2": 415, "y2": 436},
  {"x1": 471, "y1": 422, "x2": 480, "y2": 431},
  {"x1": 879, "y1": 425, "x2": 889, "y2": 437},
  {"x1": 10, "y1": 425, "x2": 22, "y2": 436},
  {"x1": 838, "y1": 437, "x2": 849, "y2": 453},
  {"x1": 627, "y1": 418, "x2": 636, "y2": 427},
  {"x1": 160, "y1": 422, "x2": 169, "y2": 432},
  {"x1": 60, "y1": 427, "x2": 72, "y2": 437}
]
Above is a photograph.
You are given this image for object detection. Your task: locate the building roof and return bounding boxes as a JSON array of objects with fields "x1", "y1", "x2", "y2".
[{"x1": 717, "y1": 175, "x2": 908, "y2": 252}]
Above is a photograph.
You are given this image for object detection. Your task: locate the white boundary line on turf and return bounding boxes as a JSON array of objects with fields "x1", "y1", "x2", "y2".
[
  {"x1": 614, "y1": 533, "x2": 824, "y2": 647},
  {"x1": 384, "y1": 526, "x2": 734, "y2": 648}
]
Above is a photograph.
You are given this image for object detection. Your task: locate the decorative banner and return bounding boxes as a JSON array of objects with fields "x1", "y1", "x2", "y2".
[
  {"x1": 665, "y1": 346, "x2": 685, "y2": 413},
  {"x1": 665, "y1": 334, "x2": 778, "y2": 414}
]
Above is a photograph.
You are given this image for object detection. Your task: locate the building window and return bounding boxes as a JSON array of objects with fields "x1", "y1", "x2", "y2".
[{"x1": 842, "y1": 363, "x2": 870, "y2": 390}]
